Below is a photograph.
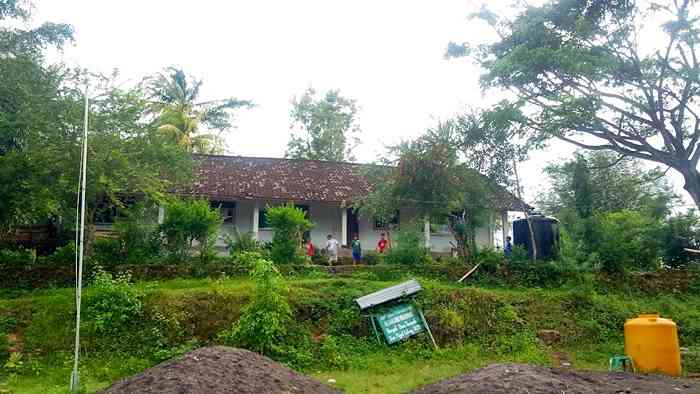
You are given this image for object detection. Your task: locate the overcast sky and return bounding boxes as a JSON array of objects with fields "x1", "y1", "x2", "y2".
[{"x1": 33, "y1": 0, "x2": 694, "y2": 208}]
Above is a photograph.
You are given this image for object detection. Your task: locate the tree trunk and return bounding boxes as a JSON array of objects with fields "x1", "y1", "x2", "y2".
[{"x1": 682, "y1": 169, "x2": 700, "y2": 209}]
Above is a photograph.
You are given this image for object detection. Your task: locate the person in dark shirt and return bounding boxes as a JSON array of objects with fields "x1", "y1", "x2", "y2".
[
  {"x1": 351, "y1": 235, "x2": 362, "y2": 265},
  {"x1": 504, "y1": 236, "x2": 513, "y2": 257}
]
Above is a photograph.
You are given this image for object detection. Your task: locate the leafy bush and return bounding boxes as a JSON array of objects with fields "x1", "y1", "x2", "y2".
[
  {"x1": 0, "y1": 247, "x2": 36, "y2": 268},
  {"x1": 266, "y1": 204, "x2": 313, "y2": 265},
  {"x1": 660, "y1": 210, "x2": 700, "y2": 269},
  {"x1": 385, "y1": 223, "x2": 430, "y2": 266},
  {"x1": 84, "y1": 267, "x2": 143, "y2": 338},
  {"x1": 90, "y1": 237, "x2": 123, "y2": 266},
  {"x1": 49, "y1": 241, "x2": 76, "y2": 265},
  {"x1": 225, "y1": 228, "x2": 260, "y2": 257},
  {"x1": 362, "y1": 251, "x2": 383, "y2": 265},
  {"x1": 218, "y1": 256, "x2": 292, "y2": 355},
  {"x1": 591, "y1": 210, "x2": 662, "y2": 274},
  {"x1": 114, "y1": 203, "x2": 162, "y2": 264},
  {"x1": 160, "y1": 199, "x2": 222, "y2": 263}
]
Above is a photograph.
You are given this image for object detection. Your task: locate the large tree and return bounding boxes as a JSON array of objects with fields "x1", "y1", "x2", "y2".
[
  {"x1": 538, "y1": 151, "x2": 677, "y2": 219},
  {"x1": 286, "y1": 88, "x2": 360, "y2": 162},
  {"x1": 147, "y1": 67, "x2": 253, "y2": 154},
  {"x1": 358, "y1": 122, "x2": 496, "y2": 261},
  {"x1": 449, "y1": 0, "x2": 700, "y2": 207},
  {"x1": 0, "y1": 1, "x2": 194, "y2": 239}
]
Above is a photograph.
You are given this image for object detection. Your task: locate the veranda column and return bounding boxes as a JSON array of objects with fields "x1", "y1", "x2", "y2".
[
  {"x1": 157, "y1": 206, "x2": 165, "y2": 225},
  {"x1": 424, "y1": 218, "x2": 431, "y2": 249},
  {"x1": 252, "y1": 202, "x2": 260, "y2": 241},
  {"x1": 501, "y1": 210, "x2": 509, "y2": 248},
  {"x1": 341, "y1": 207, "x2": 348, "y2": 246}
]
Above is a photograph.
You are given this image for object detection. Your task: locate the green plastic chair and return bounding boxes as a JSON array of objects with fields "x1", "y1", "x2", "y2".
[{"x1": 609, "y1": 355, "x2": 635, "y2": 373}]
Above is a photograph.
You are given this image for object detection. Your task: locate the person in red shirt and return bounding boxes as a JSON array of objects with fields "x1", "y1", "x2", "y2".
[
  {"x1": 306, "y1": 239, "x2": 315, "y2": 258},
  {"x1": 377, "y1": 233, "x2": 389, "y2": 253}
]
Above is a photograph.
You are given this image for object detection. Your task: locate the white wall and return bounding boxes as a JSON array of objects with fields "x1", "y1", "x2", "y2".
[{"x1": 215, "y1": 199, "x2": 498, "y2": 253}]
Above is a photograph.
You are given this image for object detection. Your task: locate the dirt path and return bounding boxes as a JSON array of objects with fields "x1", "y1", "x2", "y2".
[
  {"x1": 100, "y1": 346, "x2": 340, "y2": 394},
  {"x1": 410, "y1": 363, "x2": 699, "y2": 394}
]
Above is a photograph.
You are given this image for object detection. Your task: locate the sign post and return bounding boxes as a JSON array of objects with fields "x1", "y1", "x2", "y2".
[{"x1": 355, "y1": 279, "x2": 437, "y2": 349}]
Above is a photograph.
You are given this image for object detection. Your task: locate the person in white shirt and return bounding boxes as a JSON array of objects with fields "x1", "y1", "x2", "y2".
[{"x1": 325, "y1": 234, "x2": 340, "y2": 263}]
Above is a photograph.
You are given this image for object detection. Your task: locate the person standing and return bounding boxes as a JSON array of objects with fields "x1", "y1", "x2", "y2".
[
  {"x1": 305, "y1": 238, "x2": 315, "y2": 261},
  {"x1": 377, "y1": 233, "x2": 389, "y2": 254},
  {"x1": 325, "y1": 234, "x2": 339, "y2": 264},
  {"x1": 351, "y1": 234, "x2": 362, "y2": 265},
  {"x1": 504, "y1": 236, "x2": 513, "y2": 258}
]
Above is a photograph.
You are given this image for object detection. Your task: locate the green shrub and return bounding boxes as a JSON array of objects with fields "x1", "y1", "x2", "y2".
[
  {"x1": 385, "y1": 224, "x2": 430, "y2": 266},
  {"x1": 114, "y1": 203, "x2": 162, "y2": 264},
  {"x1": 49, "y1": 241, "x2": 76, "y2": 265},
  {"x1": 266, "y1": 204, "x2": 313, "y2": 265},
  {"x1": 225, "y1": 228, "x2": 260, "y2": 256},
  {"x1": 660, "y1": 210, "x2": 700, "y2": 269},
  {"x1": 218, "y1": 256, "x2": 292, "y2": 355},
  {"x1": 84, "y1": 267, "x2": 143, "y2": 338},
  {"x1": 160, "y1": 199, "x2": 222, "y2": 263},
  {"x1": 90, "y1": 237, "x2": 123, "y2": 266},
  {"x1": 0, "y1": 247, "x2": 36, "y2": 268},
  {"x1": 362, "y1": 251, "x2": 383, "y2": 265},
  {"x1": 474, "y1": 248, "x2": 504, "y2": 276},
  {"x1": 591, "y1": 210, "x2": 662, "y2": 274}
]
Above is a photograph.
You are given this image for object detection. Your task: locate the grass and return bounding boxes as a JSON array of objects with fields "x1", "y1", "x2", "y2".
[{"x1": 1, "y1": 272, "x2": 698, "y2": 393}]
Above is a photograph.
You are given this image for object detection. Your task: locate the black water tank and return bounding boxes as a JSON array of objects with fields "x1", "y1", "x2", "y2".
[{"x1": 512, "y1": 215, "x2": 560, "y2": 260}]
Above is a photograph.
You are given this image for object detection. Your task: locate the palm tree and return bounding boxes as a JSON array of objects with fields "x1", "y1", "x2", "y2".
[{"x1": 147, "y1": 67, "x2": 253, "y2": 154}]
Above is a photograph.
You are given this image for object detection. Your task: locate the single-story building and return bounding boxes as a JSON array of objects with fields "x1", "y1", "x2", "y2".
[{"x1": 183, "y1": 154, "x2": 527, "y2": 254}]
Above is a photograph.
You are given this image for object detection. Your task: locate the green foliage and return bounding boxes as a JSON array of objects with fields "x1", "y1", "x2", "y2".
[
  {"x1": 286, "y1": 88, "x2": 360, "y2": 162},
  {"x1": 90, "y1": 238, "x2": 123, "y2": 266},
  {"x1": 49, "y1": 241, "x2": 76, "y2": 265},
  {"x1": 84, "y1": 268, "x2": 143, "y2": 338},
  {"x1": 218, "y1": 256, "x2": 292, "y2": 356},
  {"x1": 147, "y1": 67, "x2": 253, "y2": 154},
  {"x1": 660, "y1": 210, "x2": 700, "y2": 269},
  {"x1": 113, "y1": 203, "x2": 162, "y2": 264},
  {"x1": 266, "y1": 204, "x2": 313, "y2": 265},
  {"x1": 160, "y1": 199, "x2": 222, "y2": 263},
  {"x1": 451, "y1": 0, "x2": 700, "y2": 208},
  {"x1": 0, "y1": 247, "x2": 36, "y2": 268},
  {"x1": 591, "y1": 211, "x2": 662, "y2": 274},
  {"x1": 225, "y1": 228, "x2": 260, "y2": 257},
  {"x1": 385, "y1": 223, "x2": 430, "y2": 266}
]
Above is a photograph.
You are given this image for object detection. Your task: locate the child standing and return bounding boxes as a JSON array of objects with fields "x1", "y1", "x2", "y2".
[
  {"x1": 377, "y1": 233, "x2": 389, "y2": 254},
  {"x1": 351, "y1": 235, "x2": 362, "y2": 265}
]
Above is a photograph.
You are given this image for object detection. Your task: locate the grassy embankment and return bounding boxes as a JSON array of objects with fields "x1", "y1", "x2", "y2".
[{"x1": 1, "y1": 272, "x2": 699, "y2": 394}]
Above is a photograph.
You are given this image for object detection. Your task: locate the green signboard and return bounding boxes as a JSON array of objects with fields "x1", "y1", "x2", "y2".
[{"x1": 375, "y1": 303, "x2": 425, "y2": 344}]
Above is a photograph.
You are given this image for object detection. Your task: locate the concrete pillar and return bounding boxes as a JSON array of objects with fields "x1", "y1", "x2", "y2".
[
  {"x1": 341, "y1": 208, "x2": 348, "y2": 246},
  {"x1": 252, "y1": 202, "x2": 260, "y2": 241},
  {"x1": 157, "y1": 206, "x2": 165, "y2": 225},
  {"x1": 501, "y1": 210, "x2": 509, "y2": 248},
  {"x1": 424, "y1": 218, "x2": 431, "y2": 249}
]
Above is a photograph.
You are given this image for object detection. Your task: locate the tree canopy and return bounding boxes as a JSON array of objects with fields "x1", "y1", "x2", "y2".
[
  {"x1": 147, "y1": 67, "x2": 253, "y2": 154},
  {"x1": 449, "y1": 0, "x2": 700, "y2": 208},
  {"x1": 285, "y1": 88, "x2": 361, "y2": 162},
  {"x1": 0, "y1": 2, "x2": 194, "y2": 236}
]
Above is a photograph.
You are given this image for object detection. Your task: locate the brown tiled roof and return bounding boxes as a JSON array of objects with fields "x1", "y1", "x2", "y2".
[
  {"x1": 188, "y1": 154, "x2": 371, "y2": 203},
  {"x1": 188, "y1": 154, "x2": 530, "y2": 211}
]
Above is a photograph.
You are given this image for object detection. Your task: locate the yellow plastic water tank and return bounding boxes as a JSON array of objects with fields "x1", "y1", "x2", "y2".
[{"x1": 624, "y1": 313, "x2": 681, "y2": 376}]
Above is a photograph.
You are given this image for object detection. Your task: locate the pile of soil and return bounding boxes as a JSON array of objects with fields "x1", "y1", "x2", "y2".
[
  {"x1": 411, "y1": 363, "x2": 699, "y2": 394},
  {"x1": 100, "y1": 346, "x2": 340, "y2": 394}
]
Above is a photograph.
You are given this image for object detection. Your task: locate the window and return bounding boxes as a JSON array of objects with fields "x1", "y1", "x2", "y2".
[
  {"x1": 211, "y1": 201, "x2": 236, "y2": 225},
  {"x1": 258, "y1": 208, "x2": 270, "y2": 229},
  {"x1": 373, "y1": 210, "x2": 399, "y2": 230}
]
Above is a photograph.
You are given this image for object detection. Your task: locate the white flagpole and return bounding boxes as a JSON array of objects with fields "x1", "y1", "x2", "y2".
[{"x1": 70, "y1": 85, "x2": 89, "y2": 392}]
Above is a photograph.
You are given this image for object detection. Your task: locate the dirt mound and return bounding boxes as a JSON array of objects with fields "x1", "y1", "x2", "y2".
[
  {"x1": 100, "y1": 346, "x2": 340, "y2": 394},
  {"x1": 411, "y1": 363, "x2": 699, "y2": 394}
]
